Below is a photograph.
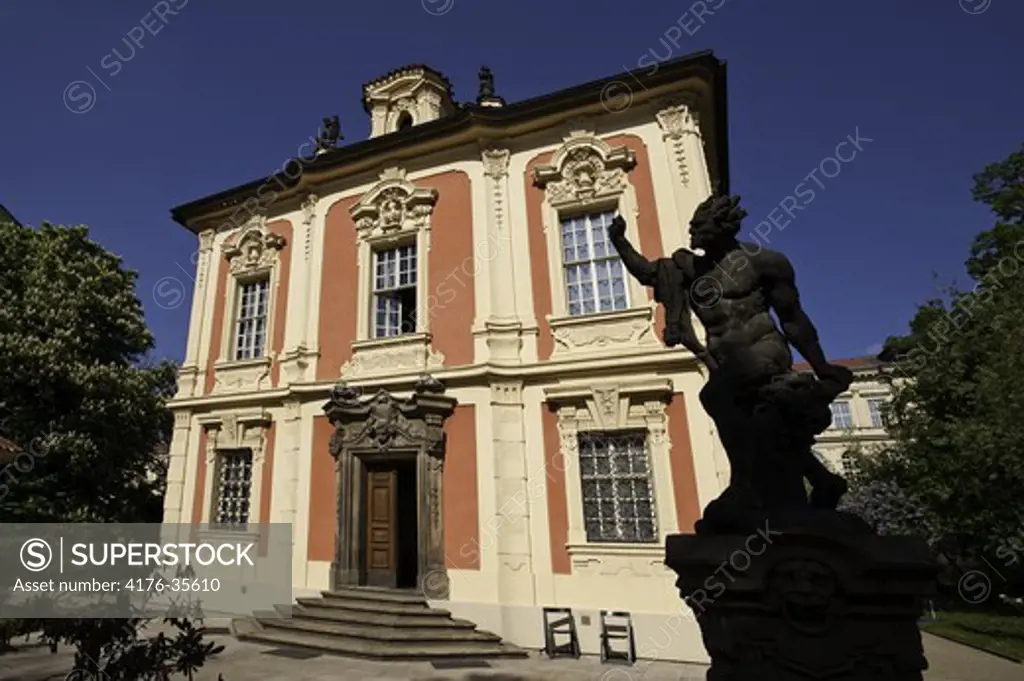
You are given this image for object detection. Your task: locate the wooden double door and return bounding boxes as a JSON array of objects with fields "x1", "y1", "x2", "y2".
[{"x1": 364, "y1": 459, "x2": 420, "y2": 589}]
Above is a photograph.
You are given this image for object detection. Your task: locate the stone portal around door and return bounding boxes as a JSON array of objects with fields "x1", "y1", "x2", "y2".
[{"x1": 323, "y1": 375, "x2": 456, "y2": 599}]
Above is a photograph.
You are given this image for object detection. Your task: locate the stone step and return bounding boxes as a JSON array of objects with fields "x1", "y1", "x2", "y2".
[
  {"x1": 299, "y1": 595, "x2": 450, "y2": 617},
  {"x1": 289, "y1": 604, "x2": 479, "y2": 629},
  {"x1": 320, "y1": 586, "x2": 427, "y2": 605},
  {"x1": 237, "y1": 625, "x2": 527, "y2": 660},
  {"x1": 258, "y1": 615, "x2": 502, "y2": 643}
]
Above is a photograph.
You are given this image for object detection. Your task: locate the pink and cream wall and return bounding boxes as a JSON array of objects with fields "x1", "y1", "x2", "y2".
[{"x1": 162, "y1": 102, "x2": 728, "y2": 663}]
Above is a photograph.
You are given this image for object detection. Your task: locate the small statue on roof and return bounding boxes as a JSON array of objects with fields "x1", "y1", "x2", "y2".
[
  {"x1": 316, "y1": 115, "x2": 343, "y2": 151},
  {"x1": 477, "y1": 66, "x2": 504, "y2": 107}
]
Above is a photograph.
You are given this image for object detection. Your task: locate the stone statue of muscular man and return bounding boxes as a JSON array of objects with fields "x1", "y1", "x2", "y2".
[{"x1": 608, "y1": 194, "x2": 853, "y2": 530}]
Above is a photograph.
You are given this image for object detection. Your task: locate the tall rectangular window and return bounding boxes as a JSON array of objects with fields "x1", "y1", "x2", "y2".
[
  {"x1": 829, "y1": 400, "x2": 853, "y2": 429},
  {"x1": 578, "y1": 431, "x2": 657, "y2": 543},
  {"x1": 561, "y1": 211, "x2": 629, "y2": 316},
  {"x1": 213, "y1": 449, "x2": 252, "y2": 528},
  {"x1": 373, "y1": 245, "x2": 417, "y2": 338},
  {"x1": 234, "y1": 279, "x2": 269, "y2": 360},
  {"x1": 867, "y1": 398, "x2": 885, "y2": 428}
]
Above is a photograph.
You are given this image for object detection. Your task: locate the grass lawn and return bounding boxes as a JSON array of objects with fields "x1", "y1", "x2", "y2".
[{"x1": 921, "y1": 609, "x2": 1024, "y2": 662}]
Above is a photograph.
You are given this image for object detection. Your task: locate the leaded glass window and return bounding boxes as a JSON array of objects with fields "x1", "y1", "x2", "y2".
[
  {"x1": 214, "y1": 449, "x2": 252, "y2": 528},
  {"x1": 373, "y1": 244, "x2": 417, "y2": 338},
  {"x1": 560, "y1": 211, "x2": 629, "y2": 316},
  {"x1": 841, "y1": 451, "x2": 860, "y2": 477},
  {"x1": 234, "y1": 279, "x2": 269, "y2": 360},
  {"x1": 578, "y1": 431, "x2": 657, "y2": 543}
]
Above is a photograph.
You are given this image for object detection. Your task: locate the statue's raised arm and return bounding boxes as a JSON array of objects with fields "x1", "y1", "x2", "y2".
[
  {"x1": 607, "y1": 215, "x2": 715, "y2": 369},
  {"x1": 611, "y1": 192, "x2": 858, "y2": 528},
  {"x1": 607, "y1": 215, "x2": 656, "y2": 286}
]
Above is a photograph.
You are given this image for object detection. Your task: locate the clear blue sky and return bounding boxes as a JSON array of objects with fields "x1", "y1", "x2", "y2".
[{"x1": 1, "y1": 1, "x2": 1019, "y2": 365}]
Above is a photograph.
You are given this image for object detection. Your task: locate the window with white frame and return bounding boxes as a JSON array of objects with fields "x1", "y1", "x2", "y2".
[
  {"x1": 578, "y1": 431, "x2": 657, "y2": 543},
  {"x1": 561, "y1": 211, "x2": 630, "y2": 316},
  {"x1": 829, "y1": 400, "x2": 853, "y2": 429},
  {"x1": 234, "y1": 279, "x2": 269, "y2": 360},
  {"x1": 867, "y1": 398, "x2": 885, "y2": 428},
  {"x1": 213, "y1": 449, "x2": 253, "y2": 527},
  {"x1": 372, "y1": 244, "x2": 417, "y2": 338}
]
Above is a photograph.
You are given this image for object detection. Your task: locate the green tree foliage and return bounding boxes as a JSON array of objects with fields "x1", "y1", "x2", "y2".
[
  {"x1": 869, "y1": 145, "x2": 1024, "y2": 590},
  {"x1": 0, "y1": 221, "x2": 223, "y2": 678},
  {"x1": 0, "y1": 221, "x2": 177, "y2": 522}
]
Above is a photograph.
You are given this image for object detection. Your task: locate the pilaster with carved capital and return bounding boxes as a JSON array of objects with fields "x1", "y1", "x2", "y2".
[
  {"x1": 280, "y1": 195, "x2": 318, "y2": 380},
  {"x1": 488, "y1": 380, "x2": 534, "y2": 603},
  {"x1": 656, "y1": 99, "x2": 713, "y2": 238},
  {"x1": 162, "y1": 411, "x2": 194, "y2": 525},
  {"x1": 481, "y1": 147, "x2": 524, "y2": 363},
  {"x1": 178, "y1": 229, "x2": 218, "y2": 399},
  {"x1": 656, "y1": 102, "x2": 698, "y2": 187},
  {"x1": 278, "y1": 399, "x2": 303, "y2": 532}
]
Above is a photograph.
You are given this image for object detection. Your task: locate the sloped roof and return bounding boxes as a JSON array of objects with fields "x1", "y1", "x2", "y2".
[
  {"x1": 793, "y1": 356, "x2": 887, "y2": 373},
  {"x1": 170, "y1": 50, "x2": 729, "y2": 232}
]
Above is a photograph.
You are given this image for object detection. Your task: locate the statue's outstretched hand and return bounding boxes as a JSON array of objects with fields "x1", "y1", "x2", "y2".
[
  {"x1": 817, "y1": 363, "x2": 854, "y2": 391},
  {"x1": 608, "y1": 215, "x2": 627, "y2": 240}
]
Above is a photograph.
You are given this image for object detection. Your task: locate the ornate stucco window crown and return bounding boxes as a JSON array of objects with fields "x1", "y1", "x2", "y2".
[
  {"x1": 222, "y1": 216, "x2": 285, "y2": 277},
  {"x1": 533, "y1": 130, "x2": 637, "y2": 208},
  {"x1": 349, "y1": 168, "x2": 439, "y2": 240}
]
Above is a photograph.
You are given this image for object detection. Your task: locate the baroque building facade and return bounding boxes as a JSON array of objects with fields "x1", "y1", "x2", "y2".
[
  {"x1": 797, "y1": 357, "x2": 896, "y2": 476},
  {"x1": 164, "y1": 53, "x2": 731, "y2": 663}
]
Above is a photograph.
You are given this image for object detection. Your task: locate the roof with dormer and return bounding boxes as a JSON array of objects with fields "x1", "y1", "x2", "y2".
[
  {"x1": 361, "y1": 64, "x2": 455, "y2": 112},
  {"x1": 170, "y1": 50, "x2": 729, "y2": 232}
]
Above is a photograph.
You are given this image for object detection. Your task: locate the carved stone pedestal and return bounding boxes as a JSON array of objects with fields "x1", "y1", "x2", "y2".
[{"x1": 665, "y1": 512, "x2": 939, "y2": 681}]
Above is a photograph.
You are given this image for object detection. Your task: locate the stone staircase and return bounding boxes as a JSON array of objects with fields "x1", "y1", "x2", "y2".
[{"x1": 230, "y1": 586, "x2": 527, "y2": 659}]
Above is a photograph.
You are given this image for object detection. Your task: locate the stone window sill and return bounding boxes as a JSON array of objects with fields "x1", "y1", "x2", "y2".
[
  {"x1": 567, "y1": 542, "x2": 665, "y2": 558},
  {"x1": 352, "y1": 332, "x2": 432, "y2": 352},
  {"x1": 198, "y1": 526, "x2": 262, "y2": 542},
  {"x1": 214, "y1": 356, "x2": 272, "y2": 371}
]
